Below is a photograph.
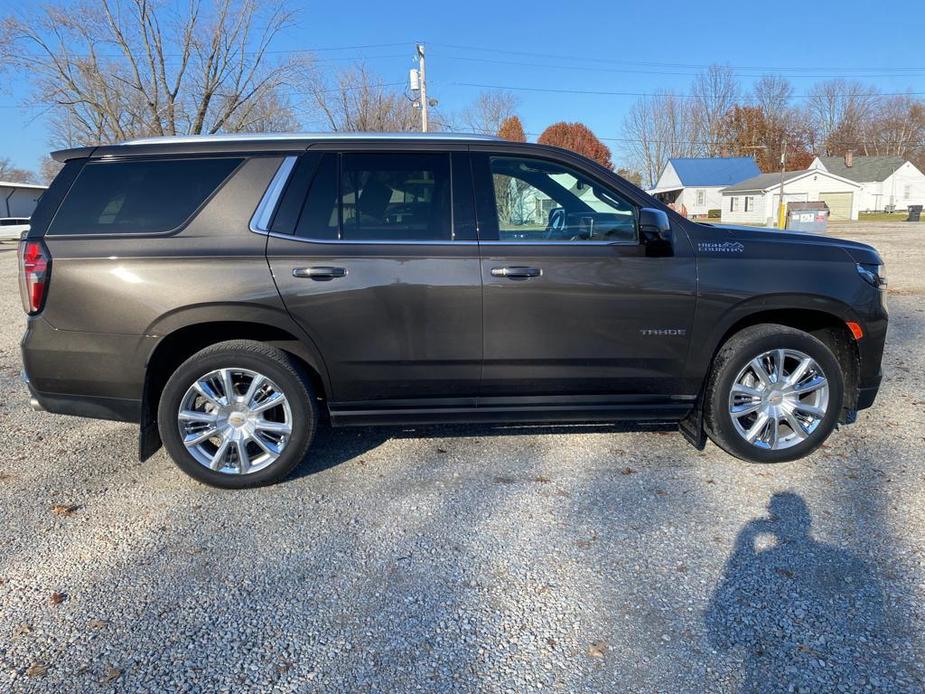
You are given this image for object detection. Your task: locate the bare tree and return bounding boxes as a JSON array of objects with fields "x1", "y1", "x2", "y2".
[
  {"x1": 0, "y1": 157, "x2": 36, "y2": 183},
  {"x1": 752, "y1": 74, "x2": 794, "y2": 127},
  {"x1": 459, "y1": 90, "x2": 519, "y2": 135},
  {"x1": 622, "y1": 91, "x2": 697, "y2": 187},
  {"x1": 690, "y1": 65, "x2": 739, "y2": 156},
  {"x1": 0, "y1": 0, "x2": 301, "y2": 146},
  {"x1": 805, "y1": 79, "x2": 880, "y2": 155},
  {"x1": 304, "y1": 63, "x2": 422, "y2": 132}
]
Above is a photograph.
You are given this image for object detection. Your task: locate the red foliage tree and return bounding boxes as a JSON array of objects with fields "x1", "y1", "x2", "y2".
[
  {"x1": 537, "y1": 122, "x2": 613, "y2": 169},
  {"x1": 497, "y1": 115, "x2": 526, "y2": 142}
]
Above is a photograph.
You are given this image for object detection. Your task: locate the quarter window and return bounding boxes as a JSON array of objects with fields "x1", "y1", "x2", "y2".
[
  {"x1": 48, "y1": 158, "x2": 241, "y2": 235},
  {"x1": 489, "y1": 156, "x2": 636, "y2": 243}
]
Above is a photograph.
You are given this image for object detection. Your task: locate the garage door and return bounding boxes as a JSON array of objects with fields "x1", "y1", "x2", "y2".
[{"x1": 820, "y1": 192, "x2": 853, "y2": 220}]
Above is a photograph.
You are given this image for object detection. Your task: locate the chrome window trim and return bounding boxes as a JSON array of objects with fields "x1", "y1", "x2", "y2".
[{"x1": 249, "y1": 156, "x2": 297, "y2": 234}]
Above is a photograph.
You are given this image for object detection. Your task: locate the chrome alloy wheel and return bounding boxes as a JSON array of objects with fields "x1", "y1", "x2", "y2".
[
  {"x1": 728, "y1": 349, "x2": 830, "y2": 451},
  {"x1": 177, "y1": 368, "x2": 293, "y2": 475}
]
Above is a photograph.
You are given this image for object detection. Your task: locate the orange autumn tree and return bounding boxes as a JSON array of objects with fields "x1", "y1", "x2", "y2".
[
  {"x1": 497, "y1": 115, "x2": 526, "y2": 142},
  {"x1": 537, "y1": 122, "x2": 613, "y2": 169}
]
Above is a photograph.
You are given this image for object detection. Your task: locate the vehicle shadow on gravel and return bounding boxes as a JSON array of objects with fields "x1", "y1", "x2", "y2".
[
  {"x1": 706, "y1": 492, "x2": 894, "y2": 693},
  {"x1": 291, "y1": 421, "x2": 678, "y2": 481}
]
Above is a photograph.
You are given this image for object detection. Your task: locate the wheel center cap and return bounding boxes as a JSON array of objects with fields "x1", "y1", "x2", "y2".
[
  {"x1": 228, "y1": 412, "x2": 247, "y2": 428},
  {"x1": 768, "y1": 390, "x2": 784, "y2": 406}
]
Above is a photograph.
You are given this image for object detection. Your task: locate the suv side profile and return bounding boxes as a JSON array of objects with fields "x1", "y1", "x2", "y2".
[{"x1": 20, "y1": 134, "x2": 887, "y2": 488}]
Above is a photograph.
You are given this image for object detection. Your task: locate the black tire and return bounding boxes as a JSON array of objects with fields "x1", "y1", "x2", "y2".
[
  {"x1": 157, "y1": 340, "x2": 317, "y2": 488},
  {"x1": 703, "y1": 324, "x2": 844, "y2": 463}
]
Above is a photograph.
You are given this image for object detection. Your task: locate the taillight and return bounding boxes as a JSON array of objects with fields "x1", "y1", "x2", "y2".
[{"x1": 18, "y1": 240, "x2": 51, "y2": 315}]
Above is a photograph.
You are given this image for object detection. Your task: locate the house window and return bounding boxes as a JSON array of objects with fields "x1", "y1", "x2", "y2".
[
  {"x1": 730, "y1": 197, "x2": 740, "y2": 212},
  {"x1": 904, "y1": 185, "x2": 912, "y2": 200},
  {"x1": 696, "y1": 189, "x2": 705, "y2": 206},
  {"x1": 744, "y1": 196, "x2": 754, "y2": 212}
]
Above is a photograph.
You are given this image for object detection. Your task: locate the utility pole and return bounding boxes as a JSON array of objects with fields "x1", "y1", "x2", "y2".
[
  {"x1": 416, "y1": 43, "x2": 428, "y2": 133},
  {"x1": 777, "y1": 139, "x2": 787, "y2": 229}
]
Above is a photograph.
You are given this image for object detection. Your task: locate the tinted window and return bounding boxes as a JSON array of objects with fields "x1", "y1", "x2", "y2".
[
  {"x1": 291, "y1": 153, "x2": 452, "y2": 242},
  {"x1": 293, "y1": 154, "x2": 339, "y2": 240},
  {"x1": 48, "y1": 158, "x2": 241, "y2": 235},
  {"x1": 489, "y1": 156, "x2": 636, "y2": 243}
]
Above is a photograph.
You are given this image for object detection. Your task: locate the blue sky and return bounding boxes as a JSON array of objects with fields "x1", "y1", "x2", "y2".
[{"x1": 1, "y1": 0, "x2": 923, "y2": 177}]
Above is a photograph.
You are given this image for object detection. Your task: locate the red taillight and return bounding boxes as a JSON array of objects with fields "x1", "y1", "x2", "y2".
[{"x1": 18, "y1": 240, "x2": 51, "y2": 315}]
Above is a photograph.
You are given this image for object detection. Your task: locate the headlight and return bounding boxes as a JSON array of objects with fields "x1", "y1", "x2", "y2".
[{"x1": 857, "y1": 263, "x2": 886, "y2": 289}]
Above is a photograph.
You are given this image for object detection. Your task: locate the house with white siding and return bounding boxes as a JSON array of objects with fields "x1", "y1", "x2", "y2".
[
  {"x1": 648, "y1": 157, "x2": 761, "y2": 218},
  {"x1": 720, "y1": 169, "x2": 862, "y2": 226},
  {"x1": 809, "y1": 153, "x2": 925, "y2": 212},
  {"x1": 0, "y1": 181, "x2": 46, "y2": 218}
]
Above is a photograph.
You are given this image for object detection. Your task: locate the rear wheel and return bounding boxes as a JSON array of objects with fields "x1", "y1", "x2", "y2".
[
  {"x1": 157, "y1": 340, "x2": 317, "y2": 488},
  {"x1": 704, "y1": 324, "x2": 844, "y2": 463}
]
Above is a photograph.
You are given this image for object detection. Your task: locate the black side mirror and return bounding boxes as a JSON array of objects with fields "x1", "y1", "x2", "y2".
[{"x1": 639, "y1": 207, "x2": 671, "y2": 242}]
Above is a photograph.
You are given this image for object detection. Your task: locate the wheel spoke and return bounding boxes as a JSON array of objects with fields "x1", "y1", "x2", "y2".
[
  {"x1": 209, "y1": 437, "x2": 231, "y2": 470},
  {"x1": 178, "y1": 410, "x2": 218, "y2": 424},
  {"x1": 252, "y1": 393, "x2": 285, "y2": 414},
  {"x1": 255, "y1": 419, "x2": 292, "y2": 435},
  {"x1": 243, "y1": 375, "x2": 265, "y2": 408},
  {"x1": 183, "y1": 427, "x2": 220, "y2": 447},
  {"x1": 251, "y1": 432, "x2": 280, "y2": 458},
  {"x1": 773, "y1": 349, "x2": 786, "y2": 383},
  {"x1": 192, "y1": 381, "x2": 222, "y2": 408},
  {"x1": 220, "y1": 369, "x2": 235, "y2": 404},
  {"x1": 745, "y1": 412, "x2": 769, "y2": 443},
  {"x1": 794, "y1": 402, "x2": 826, "y2": 419},
  {"x1": 731, "y1": 401, "x2": 762, "y2": 417},
  {"x1": 236, "y1": 439, "x2": 251, "y2": 474},
  {"x1": 767, "y1": 415, "x2": 780, "y2": 449},
  {"x1": 750, "y1": 358, "x2": 772, "y2": 387},
  {"x1": 787, "y1": 357, "x2": 813, "y2": 386},
  {"x1": 793, "y1": 375, "x2": 827, "y2": 395},
  {"x1": 732, "y1": 383, "x2": 762, "y2": 398},
  {"x1": 783, "y1": 409, "x2": 808, "y2": 440}
]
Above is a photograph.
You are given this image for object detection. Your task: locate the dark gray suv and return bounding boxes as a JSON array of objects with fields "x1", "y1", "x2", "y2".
[{"x1": 19, "y1": 134, "x2": 887, "y2": 487}]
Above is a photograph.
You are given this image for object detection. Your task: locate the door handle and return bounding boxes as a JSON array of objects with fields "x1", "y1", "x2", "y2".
[
  {"x1": 490, "y1": 266, "x2": 542, "y2": 280},
  {"x1": 292, "y1": 266, "x2": 347, "y2": 281}
]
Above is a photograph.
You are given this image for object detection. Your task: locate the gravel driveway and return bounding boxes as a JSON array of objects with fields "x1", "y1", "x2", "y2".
[{"x1": 0, "y1": 224, "x2": 923, "y2": 692}]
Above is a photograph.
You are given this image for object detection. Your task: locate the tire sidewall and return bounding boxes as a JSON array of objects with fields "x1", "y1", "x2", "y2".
[
  {"x1": 708, "y1": 328, "x2": 844, "y2": 463},
  {"x1": 157, "y1": 347, "x2": 315, "y2": 488}
]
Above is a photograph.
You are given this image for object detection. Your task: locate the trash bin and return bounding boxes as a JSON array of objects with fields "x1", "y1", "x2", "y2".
[
  {"x1": 786, "y1": 202, "x2": 829, "y2": 233},
  {"x1": 908, "y1": 205, "x2": 923, "y2": 222}
]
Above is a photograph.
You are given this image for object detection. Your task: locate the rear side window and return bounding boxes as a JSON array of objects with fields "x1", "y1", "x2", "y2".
[
  {"x1": 290, "y1": 152, "x2": 452, "y2": 242},
  {"x1": 48, "y1": 157, "x2": 241, "y2": 235}
]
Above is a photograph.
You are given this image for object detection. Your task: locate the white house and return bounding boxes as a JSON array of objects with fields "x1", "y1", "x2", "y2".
[
  {"x1": 0, "y1": 181, "x2": 47, "y2": 218},
  {"x1": 721, "y1": 169, "x2": 863, "y2": 226},
  {"x1": 649, "y1": 157, "x2": 761, "y2": 218},
  {"x1": 810, "y1": 153, "x2": 925, "y2": 212}
]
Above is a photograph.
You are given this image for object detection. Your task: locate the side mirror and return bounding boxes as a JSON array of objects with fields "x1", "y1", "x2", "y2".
[{"x1": 639, "y1": 207, "x2": 671, "y2": 242}]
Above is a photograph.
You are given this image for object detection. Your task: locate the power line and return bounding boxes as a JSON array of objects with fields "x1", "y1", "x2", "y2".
[
  {"x1": 448, "y1": 81, "x2": 925, "y2": 99},
  {"x1": 437, "y1": 54, "x2": 925, "y2": 80},
  {"x1": 431, "y1": 42, "x2": 925, "y2": 74}
]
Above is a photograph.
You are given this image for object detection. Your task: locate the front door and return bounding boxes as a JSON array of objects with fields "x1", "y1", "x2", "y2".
[
  {"x1": 471, "y1": 151, "x2": 698, "y2": 403},
  {"x1": 267, "y1": 150, "x2": 482, "y2": 405}
]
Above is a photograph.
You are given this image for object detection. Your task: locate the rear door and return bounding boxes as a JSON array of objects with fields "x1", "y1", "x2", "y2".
[
  {"x1": 471, "y1": 148, "x2": 698, "y2": 403},
  {"x1": 265, "y1": 147, "x2": 483, "y2": 407}
]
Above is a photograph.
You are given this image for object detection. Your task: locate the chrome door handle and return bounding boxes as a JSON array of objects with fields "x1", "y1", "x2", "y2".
[
  {"x1": 490, "y1": 266, "x2": 542, "y2": 280},
  {"x1": 293, "y1": 266, "x2": 347, "y2": 281}
]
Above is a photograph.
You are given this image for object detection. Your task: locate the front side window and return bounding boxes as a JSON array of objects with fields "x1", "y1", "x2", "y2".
[
  {"x1": 48, "y1": 157, "x2": 241, "y2": 235},
  {"x1": 489, "y1": 156, "x2": 636, "y2": 243}
]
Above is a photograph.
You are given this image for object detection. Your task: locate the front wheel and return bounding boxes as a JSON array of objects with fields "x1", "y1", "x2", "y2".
[
  {"x1": 157, "y1": 340, "x2": 317, "y2": 488},
  {"x1": 704, "y1": 324, "x2": 844, "y2": 463}
]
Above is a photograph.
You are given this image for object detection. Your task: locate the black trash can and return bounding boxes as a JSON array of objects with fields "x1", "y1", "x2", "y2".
[{"x1": 908, "y1": 205, "x2": 923, "y2": 222}]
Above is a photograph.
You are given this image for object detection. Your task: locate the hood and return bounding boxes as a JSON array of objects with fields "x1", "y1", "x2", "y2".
[{"x1": 696, "y1": 223, "x2": 882, "y2": 265}]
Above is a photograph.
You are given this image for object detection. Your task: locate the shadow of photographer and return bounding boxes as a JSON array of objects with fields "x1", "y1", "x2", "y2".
[{"x1": 706, "y1": 492, "x2": 895, "y2": 692}]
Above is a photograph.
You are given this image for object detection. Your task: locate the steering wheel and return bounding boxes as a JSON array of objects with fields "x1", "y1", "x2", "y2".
[{"x1": 545, "y1": 208, "x2": 566, "y2": 239}]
